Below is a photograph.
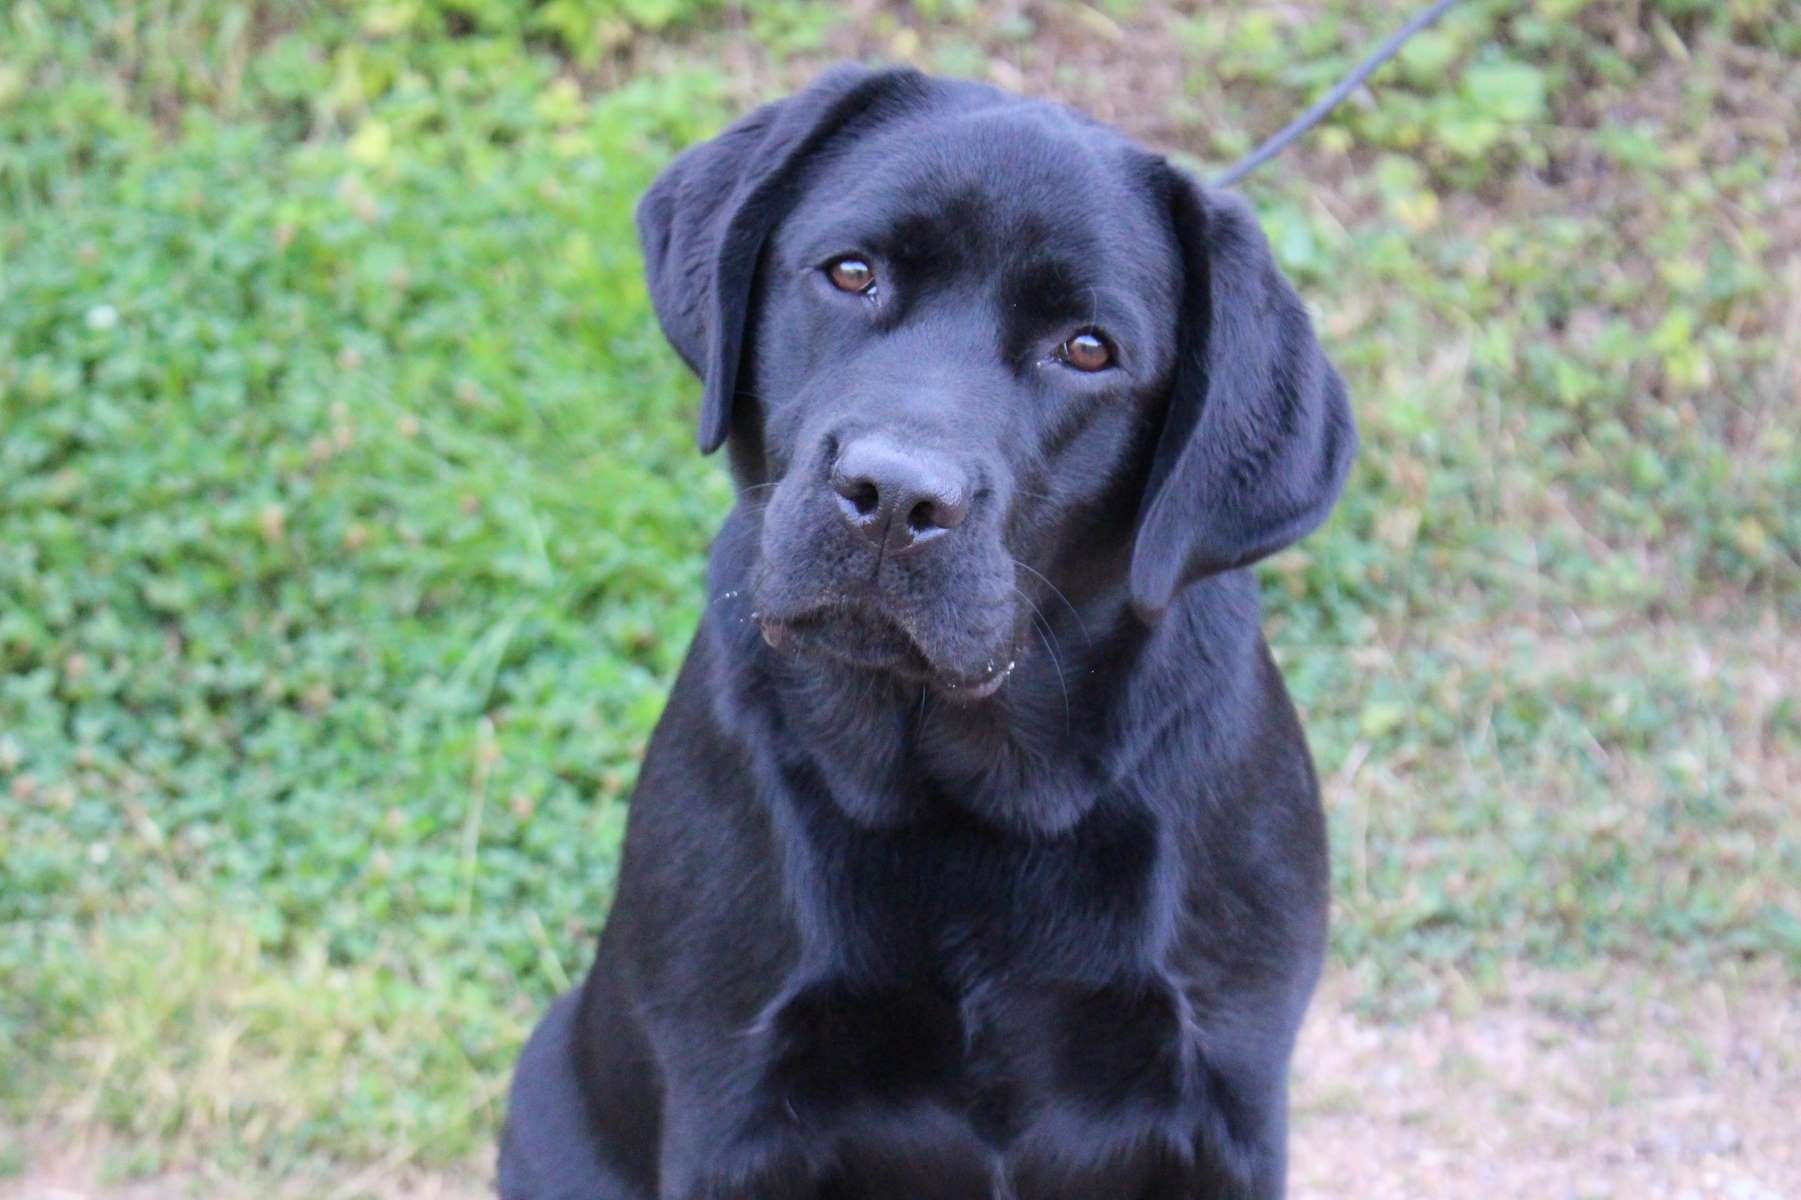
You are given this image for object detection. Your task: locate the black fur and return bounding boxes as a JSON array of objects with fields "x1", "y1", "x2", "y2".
[{"x1": 500, "y1": 64, "x2": 1356, "y2": 1199}]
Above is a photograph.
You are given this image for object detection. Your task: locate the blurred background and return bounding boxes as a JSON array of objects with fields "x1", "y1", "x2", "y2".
[{"x1": 1, "y1": 1, "x2": 1796, "y2": 1196}]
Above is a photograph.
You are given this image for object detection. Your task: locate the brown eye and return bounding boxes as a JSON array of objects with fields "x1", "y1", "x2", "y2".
[
  {"x1": 827, "y1": 257, "x2": 875, "y2": 293},
  {"x1": 1059, "y1": 331, "x2": 1112, "y2": 372}
]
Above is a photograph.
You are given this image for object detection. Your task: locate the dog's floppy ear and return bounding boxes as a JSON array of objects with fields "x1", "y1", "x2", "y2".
[
  {"x1": 637, "y1": 64, "x2": 927, "y2": 454},
  {"x1": 1129, "y1": 165, "x2": 1357, "y2": 620}
]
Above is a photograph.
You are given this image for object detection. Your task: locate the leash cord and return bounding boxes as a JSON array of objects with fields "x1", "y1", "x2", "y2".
[{"x1": 1209, "y1": 0, "x2": 1464, "y2": 188}]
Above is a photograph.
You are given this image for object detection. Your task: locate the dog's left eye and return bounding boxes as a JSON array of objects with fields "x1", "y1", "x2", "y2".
[
  {"x1": 827, "y1": 257, "x2": 876, "y2": 294},
  {"x1": 1056, "y1": 330, "x2": 1113, "y2": 372}
]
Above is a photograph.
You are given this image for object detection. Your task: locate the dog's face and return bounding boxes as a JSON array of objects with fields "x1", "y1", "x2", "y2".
[
  {"x1": 746, "y1": 111, "x2": 1182, "y2": 697},
  {"x1": 638, "y1": 68, "x2": 1355, "y2": 699}
]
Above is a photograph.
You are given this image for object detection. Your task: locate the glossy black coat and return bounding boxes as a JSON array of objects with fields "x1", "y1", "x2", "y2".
[{"x1": 500, "y1": 64, "x2": 1355, "y2": 1200}]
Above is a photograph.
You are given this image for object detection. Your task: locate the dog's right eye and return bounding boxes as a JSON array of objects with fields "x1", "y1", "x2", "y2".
[
  {"x1": 1056, "y1": 330, "x2": 1114, "y2": 372},
  {"x1": 827, "y1": 257, "x2": 876, "y2": 294}
]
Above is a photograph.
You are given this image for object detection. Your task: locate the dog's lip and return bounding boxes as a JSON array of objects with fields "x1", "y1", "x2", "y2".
[
  {"x1": 934, "y1": 656, "x2": 1017, "y2": 700},
  {"x1": 755, "y1": 606, "x2": 1016, "y2": 699},
  {"x1": 757, "y1": 606, "x2": 917, "y2": 673}
]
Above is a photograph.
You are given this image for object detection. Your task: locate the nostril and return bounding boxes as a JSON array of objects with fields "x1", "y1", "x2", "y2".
[
  {"x1": 912, "y1": 489, "x2": 969, "y2": 535},
  {"x1": 841, "y1": 479, "x2": 880, "y2": 518},
  {"x1": 906, "y1": 499, "x2": 942, "y2": 536}
]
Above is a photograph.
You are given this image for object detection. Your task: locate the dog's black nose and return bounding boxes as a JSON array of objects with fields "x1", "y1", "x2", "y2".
[{"x1": 830, "y1": 436, "x2": 969, "y2": 554}]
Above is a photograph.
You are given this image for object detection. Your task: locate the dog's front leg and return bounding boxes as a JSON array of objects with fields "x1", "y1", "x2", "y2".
[
  {"x1": 654, "y1": 1059, "x2": 825, "y2": 1200},
  {"x1": 660, "y1": 1131, "x2": 819, "y2": 1200}
]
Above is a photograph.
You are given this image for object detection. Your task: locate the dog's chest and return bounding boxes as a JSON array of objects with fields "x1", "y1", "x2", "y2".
[
  {"x1": 768, "y1": 801, "x2": 1194, "y2": 1188},
  {"x1": 767, "y1": 969, "x2": 1193, "y2": 1194}
]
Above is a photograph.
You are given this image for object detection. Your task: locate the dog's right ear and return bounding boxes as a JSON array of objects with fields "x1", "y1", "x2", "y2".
[{"x1": 637, "y1": 65, "x2": 928, "y2": 454}]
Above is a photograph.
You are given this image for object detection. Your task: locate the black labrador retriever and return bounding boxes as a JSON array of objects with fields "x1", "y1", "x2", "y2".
[{"x1": 499, "y1": 64, "x2": 1355, "y2": 1199}]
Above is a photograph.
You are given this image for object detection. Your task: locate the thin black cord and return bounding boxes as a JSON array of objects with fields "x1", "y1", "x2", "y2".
[{"x1": 1209, "y1": 0, "x2": 1464, "y2": 189}]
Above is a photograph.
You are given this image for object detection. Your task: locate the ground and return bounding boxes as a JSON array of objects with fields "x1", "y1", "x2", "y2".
[
  {"x1": 1, "y1": 0, "x2": 1797, "y2": 1194},
  {"x1": 8, "y1": 965, "x2": 1799, "y2": 1198},
  {"x1": 1291, "y1": 966, "x2": 1800, "y2": 1199}
]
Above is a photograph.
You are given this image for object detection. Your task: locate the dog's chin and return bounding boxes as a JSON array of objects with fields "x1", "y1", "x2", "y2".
[{"x1": 757, "y1": 606, "x2": 1017, "y2": 702}]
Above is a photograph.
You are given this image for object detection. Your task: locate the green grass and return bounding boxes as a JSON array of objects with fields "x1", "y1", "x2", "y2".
[{"x1": 2, "y1": 0, "x2": 1797, "y2": 1181}]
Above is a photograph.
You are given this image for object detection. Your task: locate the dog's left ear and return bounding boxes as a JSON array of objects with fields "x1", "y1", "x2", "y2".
[
  {"x1": 1129, "y1": 165, "x2": 1357, "y2": 621},
  {"x1": 637, "y1": 64, "x2": 929, "y2": 454}
]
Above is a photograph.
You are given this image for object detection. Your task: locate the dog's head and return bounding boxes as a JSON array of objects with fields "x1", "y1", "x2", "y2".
[{"x1": 639, "y1": 66, "x2": 1354, "y2": 700}]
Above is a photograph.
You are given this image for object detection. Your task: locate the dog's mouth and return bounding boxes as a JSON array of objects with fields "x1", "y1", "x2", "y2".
[{"x1": 756, "y1": 605, "x2": 1016, "y2": 701}]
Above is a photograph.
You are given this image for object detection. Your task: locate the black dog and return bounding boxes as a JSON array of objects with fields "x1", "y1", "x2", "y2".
[{"x1": 499, "y1": 64, "x2": 1355, "y2": 1199}]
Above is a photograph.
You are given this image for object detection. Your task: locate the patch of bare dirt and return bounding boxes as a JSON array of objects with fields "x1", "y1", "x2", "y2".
[{"x1": 1290, "y1": 964, "x2": 1801, "y2": 1199}]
